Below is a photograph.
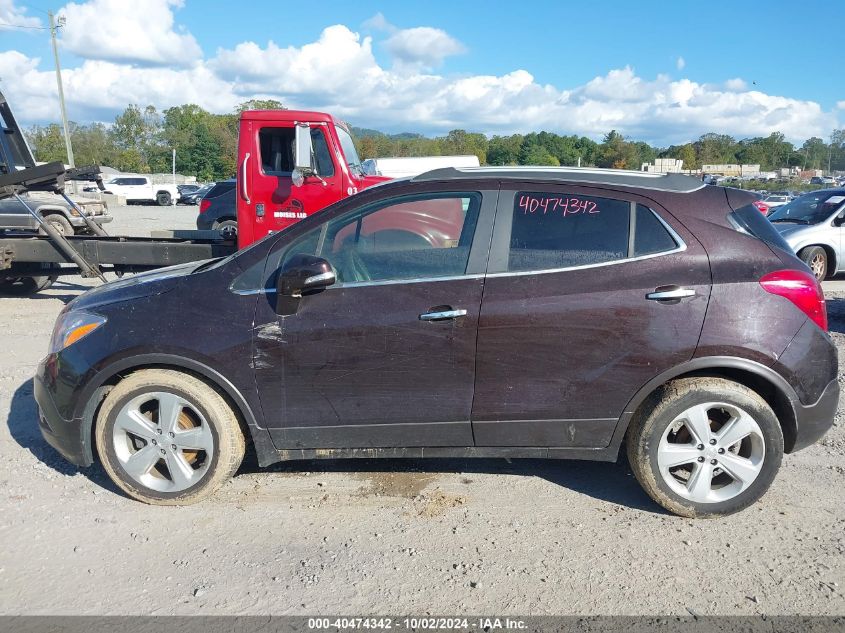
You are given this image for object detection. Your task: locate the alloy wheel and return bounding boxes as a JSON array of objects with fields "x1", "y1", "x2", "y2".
[
  {"x1": 111, "y1": 391, "x2": 214, "y2": 493},
  {"x1": 657, "y1": 402, "x2": 765, "y2": 504}
]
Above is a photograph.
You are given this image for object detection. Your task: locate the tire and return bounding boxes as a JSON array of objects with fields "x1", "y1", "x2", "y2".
[
  {"x1": 626, "y1": 377, "x2": 784, "y2": 518},
  {"x1": 156, "y1": 191, "x2": 172, "y2": 206},
  {"x1": 799, "y1": 246, "x2": 828, "y2": 281},
  {"x1": 0, "y1": 263, "x2": 59, "y2": 296},
  {"x1": 95, "y1": 369, "x2": 245, "y2": 505},
  {"x1": 38, "y1": 214, "x2": 74, "y2": 237},
  {"x1": 214, "y1": 219, "x2": 238, "y2": 240}
]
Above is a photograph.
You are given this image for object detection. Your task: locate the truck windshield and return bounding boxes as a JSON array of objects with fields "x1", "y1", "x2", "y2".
[
  {"x1": 768, "y1": 192, "x2": 845, "y2": 225},
  {"x1": 335, "y1": 126, "x2": 364, "y2": 177}
]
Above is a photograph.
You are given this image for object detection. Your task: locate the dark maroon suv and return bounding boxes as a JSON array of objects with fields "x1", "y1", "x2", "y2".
[{"x1": 34, "y1": 167, "x2": 837, "y2": 517}]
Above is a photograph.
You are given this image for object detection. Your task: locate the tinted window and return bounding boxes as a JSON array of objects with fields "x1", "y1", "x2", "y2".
[
  {"x1": 730, "y1": 203, "x2": 792, "y2": 253},
  {"x1": 508, "y1": 193, "x2": 630, "y2": 271},
  {"x1": 634, "y1": 204, "x2": 678, "y2": 256},
  {"x1": 259, "y1": 127, "x2": 334, "y2": 177},
  {"x1": 205, "y1": 181, "x2": 235, "y2": 198},
  {"x1": 259, "y1": 127, "x2": 294, "y2": 175},
  {"x1": 309, "y1": 194, "x2": 480, "y2": 284}
]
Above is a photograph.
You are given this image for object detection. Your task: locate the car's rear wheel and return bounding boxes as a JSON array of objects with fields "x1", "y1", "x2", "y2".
[
  {"x1": 626, "y1": 377, "x2": 783, "y2": 518},
  {"x1": 38, "y1": 214, "x2": 74, "y2": 237},
  {"x1": 95, "y1": 369, "x2": 245, "y2": 505},
  {"x1": 156, "y1": 191, "x2": 172, "y2": 206},
  {"x1": 799, "y1": 246, "x2": 828, "y2": 281},
  {"x1": 214, "y1": 219, "x2": 238, "y2": 240}
]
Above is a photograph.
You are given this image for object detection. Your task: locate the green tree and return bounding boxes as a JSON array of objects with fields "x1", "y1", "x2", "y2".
[{"x1": 236, "y1": 99, "x2": 286, "y2": 112}]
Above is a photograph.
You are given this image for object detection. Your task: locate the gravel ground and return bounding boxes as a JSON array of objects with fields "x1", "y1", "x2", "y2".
[{"x1": 0, "y1": 204, "x2": 843, "y2": 615}]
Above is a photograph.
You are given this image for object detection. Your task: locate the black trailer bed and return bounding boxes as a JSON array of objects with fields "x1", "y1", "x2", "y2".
[{"x1": 0, "y1": 233, "x2": 236, "y2": 274}]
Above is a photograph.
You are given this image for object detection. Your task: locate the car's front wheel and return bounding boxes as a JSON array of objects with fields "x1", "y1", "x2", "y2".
[
  {"x1": 95, "y1": 369, "x2": 245, "y2": 505},
  {"x1": 626, "y1": 377, "x2": 783, "y2": 518}
]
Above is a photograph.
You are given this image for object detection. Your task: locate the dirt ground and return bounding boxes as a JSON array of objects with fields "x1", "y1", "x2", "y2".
[{"x1": 1, "y1": 204, "x2": 843, "y2": 615}]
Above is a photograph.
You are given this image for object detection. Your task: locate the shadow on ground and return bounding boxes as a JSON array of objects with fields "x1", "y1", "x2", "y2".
[
  {"x1": 6, "y1": 379, "x2": 118, "y2": 493},
  {"x1": 242, "y1": 453, "x2": 663, "y2": 514},
  {"x1": 825, "y1": 295, "x2": 845, "y2": 335}
]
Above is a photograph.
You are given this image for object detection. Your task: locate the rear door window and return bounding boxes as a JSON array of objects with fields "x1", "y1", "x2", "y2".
[{"x1": 506, "y1": 192, "x2": 678, "y2": 272}]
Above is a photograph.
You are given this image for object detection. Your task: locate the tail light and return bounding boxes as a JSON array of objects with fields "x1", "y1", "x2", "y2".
[
  {"x1": 760, "y1": 269, "x2": 827, "y2": 331},
  {"x1": 199, "y1": 199, "x2": 211, "y2": 213},
  {"x1": 752, "y1": 200, "x2": 769, "y2": 214}
]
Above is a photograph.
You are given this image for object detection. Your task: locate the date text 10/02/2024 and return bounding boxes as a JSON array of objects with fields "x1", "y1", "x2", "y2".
[{"x1": 518, "y1": 194, "x2": 600, "y2": 216}]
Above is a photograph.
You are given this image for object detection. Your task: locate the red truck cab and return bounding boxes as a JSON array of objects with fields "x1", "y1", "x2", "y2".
[{"x1": 236, "y1": 110, "x2": 390, "y2": 248}]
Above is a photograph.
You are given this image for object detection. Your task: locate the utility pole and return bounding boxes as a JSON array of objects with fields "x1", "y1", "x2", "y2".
[{"x1": 49, "y1": 11, "x2": 74, "y2": 170}]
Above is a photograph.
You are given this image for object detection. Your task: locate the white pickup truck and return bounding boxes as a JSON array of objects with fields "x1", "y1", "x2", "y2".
[{"x1": 101, "y1": 175, "x2": 179, "y2": 206}]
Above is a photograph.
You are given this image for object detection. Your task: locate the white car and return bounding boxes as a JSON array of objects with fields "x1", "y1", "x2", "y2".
[
  {"x1": 102, "y1": 176, "x2": 179, "y2": 206},
  {"x1": 761, "y1": 194, "x2": 791, "y2": 208}
]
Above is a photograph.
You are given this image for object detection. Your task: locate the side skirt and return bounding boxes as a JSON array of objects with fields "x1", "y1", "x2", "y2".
[{"x1": 267, "y1": 445, "x2": 621, "y2": 465}]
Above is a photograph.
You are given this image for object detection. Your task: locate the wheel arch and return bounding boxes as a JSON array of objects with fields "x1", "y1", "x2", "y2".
[
  {"x1": 77, "y1": 354, "x2": 276, "y2": 468},
  {"x1": 612, "y1": 356, "x2": 800, "y2": 456}
]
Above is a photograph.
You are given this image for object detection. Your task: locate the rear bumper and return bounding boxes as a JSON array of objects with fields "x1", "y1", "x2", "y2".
[
  {"x1": 33, "y1": 361, "x2": 92, "y2": 467},
  {"x1": 791, "y1": 378, "x2": 839, "y2": 452}
]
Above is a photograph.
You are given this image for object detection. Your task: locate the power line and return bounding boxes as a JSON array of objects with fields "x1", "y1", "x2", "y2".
[{"x1": 0, "y1": 20, "x2": 49, "y2": 30}]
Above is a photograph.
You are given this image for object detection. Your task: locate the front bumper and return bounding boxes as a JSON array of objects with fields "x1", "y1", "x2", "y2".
[
  {"x1": 33, "y1": 359, "x2": 93, "y2": 467},
  {"x1": 791, "y1": 378, "x2": 839, "y2": 452}
]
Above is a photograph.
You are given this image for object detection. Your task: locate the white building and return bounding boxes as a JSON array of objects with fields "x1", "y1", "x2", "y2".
[{"x1": 641, "y1": 158, "x2": 684, "y2": 173}]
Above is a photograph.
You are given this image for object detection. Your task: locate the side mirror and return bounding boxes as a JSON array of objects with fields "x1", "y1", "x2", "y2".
[
  {"x1": 292, "y1": 123, "x2": 314, "y2": 187},
  {"x1": 275, "y1": 254, "x2": 335, "y2": 315}
]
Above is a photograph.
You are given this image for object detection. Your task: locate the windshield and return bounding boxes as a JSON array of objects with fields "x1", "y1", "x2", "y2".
[
  {"x1": 335, "y1": 125, "x2": 363, "y2": 177},
  {"x1": 767, "y1": 192, "x2": 845, "y2": 225}
]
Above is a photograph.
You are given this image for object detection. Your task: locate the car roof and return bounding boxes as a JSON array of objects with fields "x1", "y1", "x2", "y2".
[{"x1": 411, "y1": 166, "x2": 705, "y2": 193}]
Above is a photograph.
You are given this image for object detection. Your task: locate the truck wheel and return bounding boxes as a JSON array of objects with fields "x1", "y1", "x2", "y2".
[
  {"x1": 214, "y1": 220, "x2": 238, "y2": 240},
  {"x1": 95, "y1": 369, "x2": 246, "y2": 505},
  {"x1": 799, "y1": 246, "x2": 828, "y2": 281},
  {"x1": 38, "y1": 214, "x2": 74, "y2": 237},
  {"x1": 0, "y1": 263, "x2": 59, "y2": 296},
  {"x1": 626, "y1": 377, "x2": 783, "y2": 518},
  {"x1": 156, "y1": 191, "x2": 172, "y2": 206}
]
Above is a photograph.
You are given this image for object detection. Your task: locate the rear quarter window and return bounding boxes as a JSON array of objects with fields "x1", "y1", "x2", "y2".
[{"x1": 729, "y1": 204, "x2": 792, "y2": 253}]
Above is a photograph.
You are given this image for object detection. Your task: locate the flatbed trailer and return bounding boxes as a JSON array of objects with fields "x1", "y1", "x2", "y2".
[{"x1": 0, "y1": 90, "x2": 234, "y2": 296}]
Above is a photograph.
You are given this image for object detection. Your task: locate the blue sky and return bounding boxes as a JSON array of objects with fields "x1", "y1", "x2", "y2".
[{"x1": 1, "y1": 0, "x2": 843, "y2": 144}]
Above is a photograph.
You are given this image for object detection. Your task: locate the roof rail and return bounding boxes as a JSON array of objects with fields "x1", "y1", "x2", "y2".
[{"x1": 411, "y1": 166, "x2": 705, "y2": 193}]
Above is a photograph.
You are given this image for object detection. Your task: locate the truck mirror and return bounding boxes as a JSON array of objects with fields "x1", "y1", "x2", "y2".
[{"x1": 294, "y1": 123, "x2": 314, "y2": 174}]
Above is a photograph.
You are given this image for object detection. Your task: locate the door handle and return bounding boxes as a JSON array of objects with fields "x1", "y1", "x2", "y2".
[
  {"x1": 419, "y1": 308, "x2": 467, "y2": 322},
  {"x1": 241, "y1": 153, "x2": 251, "y2": 204},
  {"x1": 646, "y1": 286, "x2": 696, "y2": 301}
]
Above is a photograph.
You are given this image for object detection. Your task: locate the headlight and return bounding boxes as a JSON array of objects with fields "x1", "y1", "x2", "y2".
[{"x1": 48, "y1": 311, "x2": 107, "y2": 354}]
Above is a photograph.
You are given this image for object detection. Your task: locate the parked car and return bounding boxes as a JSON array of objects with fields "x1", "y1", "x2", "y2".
[
  {"x1": 35, "y1": 168, "x2": 836, "y2": 517},
  {"x1": 760, "y1": 194, "x2": 791, "y2": 209},
  {"x1": 0, "y1": 192, "x2": 111, "y2": 236},
  {"x1": 195, "y1": 179, "x2": 237, "y2": 238},
  {"x1": 768, "y1": 189, "x2": 845, "y2": 280},
  {"x1": 101, "y1": 176, "x2": 179, "y2": 206},
  {"x1": 180, "y1": 183, "x2": 213, "y2": 205},
  {"x1": 176, "y1": 184, "x2": 201, "y2": 203}
]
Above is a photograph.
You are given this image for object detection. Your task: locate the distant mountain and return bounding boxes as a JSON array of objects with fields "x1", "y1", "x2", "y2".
[{"x1": 350, "y1": 126, "x2": 425, "y2": 140}]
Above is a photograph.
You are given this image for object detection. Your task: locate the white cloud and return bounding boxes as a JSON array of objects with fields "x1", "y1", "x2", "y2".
[
  {"x1": 724, "y1": 78, "x2": 748, "y2": 92},
  {"x1": 385, "y1": 26, "x2": 465, "y2": 71},
  {"x1": 1, "y1": 19, "x2": 840, "y2": 145},
  {"x1": 837, "y1": 100, "x2": 845, "y2": 110},
  {"x1": 362, "y1": 12, "x2": 391, "y2": 32},
  {"x1": 57, "y1": 0, "x2": 201, "y2": 66},
  {"x1": 0, "y1": 0, "x2": 41, "y2": 30},
  {"x1": 676, "y1": 56, "x2": 685, "y2": 70}
]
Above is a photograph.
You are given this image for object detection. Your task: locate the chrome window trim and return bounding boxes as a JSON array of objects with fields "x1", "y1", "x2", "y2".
[
  {"x1": 232, "y1": 273, "x2": 485, "y2": 295},
  {"x1": 492, "y1": 206, "x2": 687, "y2": 278}
]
